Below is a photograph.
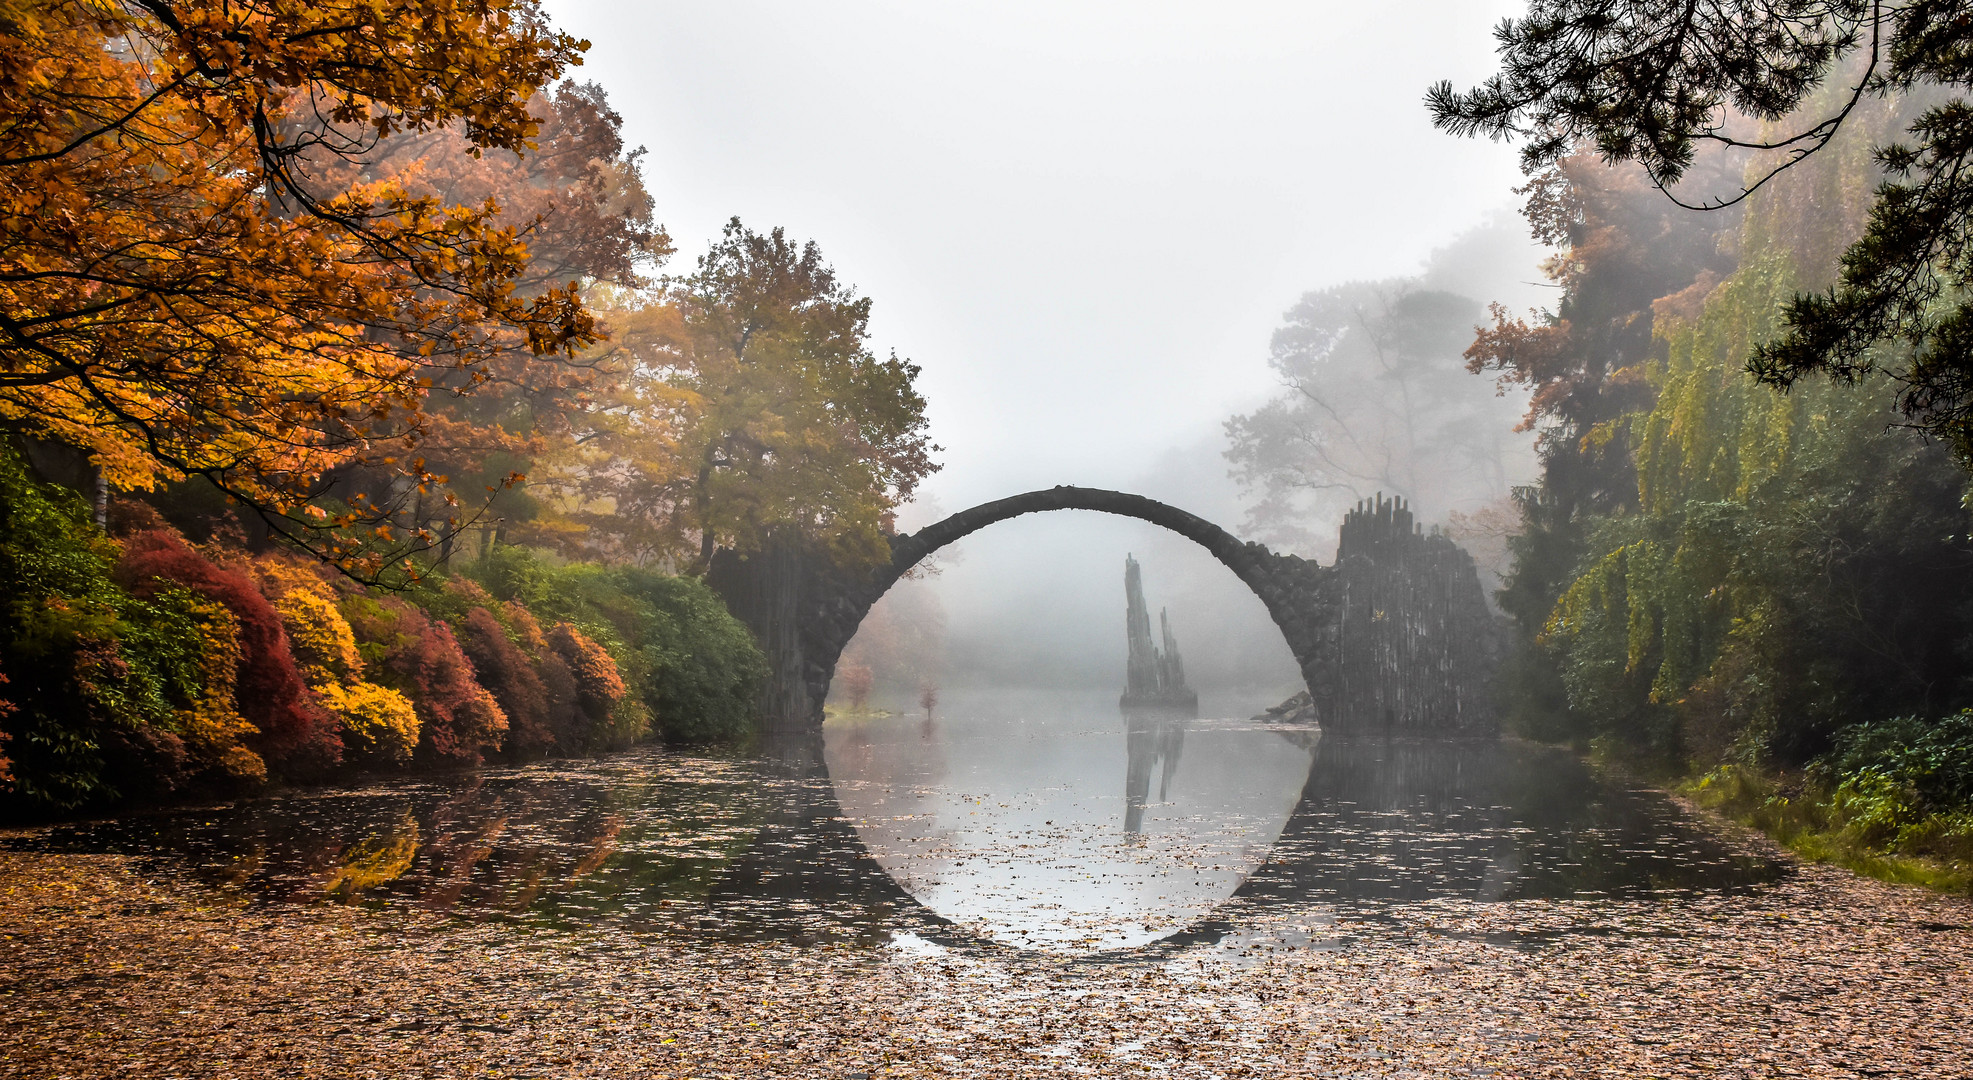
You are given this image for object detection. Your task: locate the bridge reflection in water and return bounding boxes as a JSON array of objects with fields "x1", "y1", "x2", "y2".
[{"x1": 824, "y1": 693, "x2": 1315, "y2": 952}]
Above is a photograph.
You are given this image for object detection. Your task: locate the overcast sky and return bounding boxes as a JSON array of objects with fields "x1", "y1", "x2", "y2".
[
  {"x1": 540, "y1": 1, "x2": 1553, "y2": 698},
  {"x1": 542, "y1": 0, "x2": 1547, "y2": 514}
]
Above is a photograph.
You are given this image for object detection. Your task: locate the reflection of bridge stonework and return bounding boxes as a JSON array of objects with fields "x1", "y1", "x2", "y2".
[{"x1": 708, "y1": 486, "x2": 1498, "y2": 737}]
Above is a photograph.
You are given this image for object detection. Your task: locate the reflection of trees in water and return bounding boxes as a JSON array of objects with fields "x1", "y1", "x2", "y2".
[
  {"x1": 702, "y1": 761, "x2": 947, "y2": 947},
  {"x1": 823, "y1": 713, "x2": 959, "y2": 891},
  {"x1": 361, "y1": 774, "x2": 765, "y2": 922},
  {"x1": 321, "y1": 809, "x2": 419, "y2": 900},
  {"x1": 35, "y1": 752, "x2": 940, "y2": 946},
  {"x1": 25, "y1": 735, "x2": 1791, "y2": 953},
  {"x1": 1233, "y1": 737, "x2": 1785, "y2": 907},
  {"x1": 35, "y1": 761, "x2": 773, "y2": 926},
  {"x1": 1122, "y1": 708, "x2": 1190, "y2": 835}
]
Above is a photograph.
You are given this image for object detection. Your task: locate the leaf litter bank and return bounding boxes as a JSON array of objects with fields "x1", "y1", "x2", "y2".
[{"x1": 2, "y1": 844, "x2": 1970, "y2": 1079}]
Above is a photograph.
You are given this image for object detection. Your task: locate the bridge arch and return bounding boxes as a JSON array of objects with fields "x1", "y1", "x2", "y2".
[
  {"x1": 871, "y1": 486, "x2": 1309, "y2": 628},
  {"x1": 708, "y1": 485, "x2": 1502, "y2": 738},
  {"x1": 705, "y1": 486, "x2": 1340, "y2": 734}
]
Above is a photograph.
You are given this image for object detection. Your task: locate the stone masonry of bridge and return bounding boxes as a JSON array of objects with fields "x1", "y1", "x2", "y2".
[{"x1": 707, "y1": 486, "x2": 1498, "y2": 738}]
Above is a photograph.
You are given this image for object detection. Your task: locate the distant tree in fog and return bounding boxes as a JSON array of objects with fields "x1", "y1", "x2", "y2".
[
  {"x1": 1224, "y1": 282, "x2": 1528, "y2": 551},
  {"x1": 836, "y1": 573, "x2": 946, "y2": 699},
  {"x1": 839, "y1": 664, "x2": 874, "y2": 712}
]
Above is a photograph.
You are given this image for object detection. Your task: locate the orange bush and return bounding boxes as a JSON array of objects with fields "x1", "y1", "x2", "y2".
[{"x1": 547, "y1": 623, "x2": 626, "y2": 727}]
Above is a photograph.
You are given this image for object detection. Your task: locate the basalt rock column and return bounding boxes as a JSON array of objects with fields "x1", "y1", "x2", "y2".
[{"x1": 1121, "y1": 555, "x2": 1198, "y2": 712}]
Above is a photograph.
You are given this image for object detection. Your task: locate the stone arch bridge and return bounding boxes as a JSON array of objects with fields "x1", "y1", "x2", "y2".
[{"x1": 707, "y1": 486, "x2": 1499, "y2": 738}]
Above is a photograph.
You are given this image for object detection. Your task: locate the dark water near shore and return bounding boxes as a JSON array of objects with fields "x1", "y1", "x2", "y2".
[{"x1": 5, "y1": 690, "x2": 1785, "y2": 960}]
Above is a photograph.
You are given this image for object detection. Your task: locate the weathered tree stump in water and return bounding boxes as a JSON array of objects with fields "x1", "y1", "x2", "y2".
[{"x1": 708, "y1": 486, "x2": 1499, "y2": 738}]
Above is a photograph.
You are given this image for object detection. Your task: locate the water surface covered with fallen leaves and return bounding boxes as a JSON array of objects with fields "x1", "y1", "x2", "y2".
[{"x1": 12, "y1": 692, "x2": 1784, "y2": 961}]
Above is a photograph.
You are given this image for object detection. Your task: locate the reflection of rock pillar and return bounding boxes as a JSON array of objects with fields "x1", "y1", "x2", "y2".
[
  {"x1": 1124, "y1": 714, "x2": 1155, "y2": 835},
  {"x1": 1157, "y1": 716, "x2": 1184, "y2": 802},
  {"x1": 1123, "y1": 708, "x2": 1191, "y2": 835}
]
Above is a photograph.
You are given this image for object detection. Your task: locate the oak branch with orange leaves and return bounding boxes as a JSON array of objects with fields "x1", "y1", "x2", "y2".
[{"x1": 0, "y1": 0, "x2": 605, "y2": 577}]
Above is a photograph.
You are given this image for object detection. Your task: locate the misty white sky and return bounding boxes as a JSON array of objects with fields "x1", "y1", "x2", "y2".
[
  {"x1": 544, "y1": 0, "x2": 1549, "y2": 515},
  {"x1": 544, "y1": 1, "x2": 1556, "y2": 697}
]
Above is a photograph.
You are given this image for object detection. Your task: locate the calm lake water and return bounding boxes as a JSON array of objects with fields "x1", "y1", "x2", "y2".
[{"x1": 8, "y1": 690, "x2": 1785, "y2": 960}]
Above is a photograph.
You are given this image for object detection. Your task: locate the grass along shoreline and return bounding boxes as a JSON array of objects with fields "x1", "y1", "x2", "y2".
[{"x1": 1679, "y1": 762, "x2": 1973, "y2": 896}]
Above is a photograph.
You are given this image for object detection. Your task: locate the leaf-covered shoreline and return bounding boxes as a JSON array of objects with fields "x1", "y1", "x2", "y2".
[{"x1": 4, "y1": 847, "x2": 1969, "y2": 1078}]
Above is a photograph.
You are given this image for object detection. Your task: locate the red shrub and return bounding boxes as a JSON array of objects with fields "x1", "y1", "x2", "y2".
[
  {"x1": 490, "y1": 601, "x2": 581, "y2": 747},
  {"x1": 0, "y1": 672, "x2": 12, "y2": 784},
  {"x1": 458, "y1": 607, "x2": 552, "y2": 758},
  {"x1": 115, "y1": 529, "x2": 341, "y2": 773},
  {"x1": 538, "y1": 650, "x2": 581, "y2": 749},
  {"x1": 390, "y1": 608, "x2": 507, "y2": 767}
]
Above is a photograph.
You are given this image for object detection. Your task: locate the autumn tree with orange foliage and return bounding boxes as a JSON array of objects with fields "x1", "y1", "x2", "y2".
[
  {"x1": 301, "y1": 80, "x2": 669, "y2": 565},
  {"x1": 0, "y1": 0, "x2": 601, "y2": 577},
  {"x1": 552, "y1": 221, "x2": 938, "y2": 570}
]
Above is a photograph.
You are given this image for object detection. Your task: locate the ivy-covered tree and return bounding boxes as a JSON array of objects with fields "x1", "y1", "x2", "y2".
[
  {"x1": 1460, "y1": 31, "x2": 1973, "y2": 772},
  {"x1": 1543, "y1": 244, "x2": 1973, "y2": 765}
]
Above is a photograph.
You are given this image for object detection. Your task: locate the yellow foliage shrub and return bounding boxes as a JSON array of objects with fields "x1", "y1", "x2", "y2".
[
  {"x1": 253, "y1": 555, "x2": 338, "y2": 602},
  {"x1": 317, "y1": 682, "x2": 420, "y2": 762},
  {"x1": 178, "y1": 596, "x2": 267, "y2": 783},
  {"x1": 254, "y1": 555, "x2": 363, "y2": 687},
  {"x1": 273, "y1": 588, "x2": 364, "y2": 686}
]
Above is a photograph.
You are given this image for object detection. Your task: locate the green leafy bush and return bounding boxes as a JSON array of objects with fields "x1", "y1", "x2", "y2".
[
  {"x1": 1821, "y1": 713, "x2": 1973, "y2": 859},
  {"x1": 615, "y1": 569, "x2": 767, "y2": 745},
  {"x1": 464, "y1": 549, "x2": 766, "y2": 745},
  {"x1": 0, "y1": 449, "x2": 222, "y2": 810}
]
